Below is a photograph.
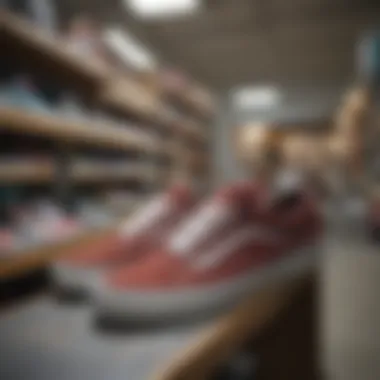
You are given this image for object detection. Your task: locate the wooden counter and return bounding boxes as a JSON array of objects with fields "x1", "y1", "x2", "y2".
[{"x1": 154, "y1": 271, "x2": 315, "y2": 380}]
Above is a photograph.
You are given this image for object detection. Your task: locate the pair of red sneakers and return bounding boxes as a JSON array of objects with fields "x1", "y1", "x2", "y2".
[
  {"x1": 52, "y1": 182, "x2": 321, "y2": 322},
  {"x1": 52, "y1": 184, "x2": 193, "y2": 293}
]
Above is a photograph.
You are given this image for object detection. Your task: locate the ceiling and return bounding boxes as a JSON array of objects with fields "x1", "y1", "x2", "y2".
[{"x1": 59, "y1": 0, "x2": 380, "y2": 91}]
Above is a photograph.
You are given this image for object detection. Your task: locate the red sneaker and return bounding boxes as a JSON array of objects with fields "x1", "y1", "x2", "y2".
[
  {"x1": 95, "y1": 185, "x2": 320, "y2": 322},
  {"x1": 51, "y1": 184, "x2": 195, "y2": 294}
]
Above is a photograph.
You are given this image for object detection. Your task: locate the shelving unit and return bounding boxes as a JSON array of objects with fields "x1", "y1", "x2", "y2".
[
  {"x1": 0, "y1": 8, "x2": 215, "y2": 280},
  {"x1": 1, "y1": 10, "x2": 108, "y2": 91},
  {"x1": 1, "y1": 10, "x2": 214, "y2": 136},
  {"x1": 161, "y1": 80, "x2": 215, "y2": 121},
  {"x1": 0, "y1": 107, "x2": 162, "y2": 154},
  {"x1": 0, "y1": 159, "x2": 160, "y2": 184},
  {"x1": 71, "y1": 161, "x2": 160, "y2": 184},
  {"x1": 99, "y1": 77, "x2": 210, "y2": 145},
  {"x1": 0, "y1": 159, "x2": 53, "y2": 184},
  {"x1": 99, "y1": 76, "x2": 165, "y2": 124}
]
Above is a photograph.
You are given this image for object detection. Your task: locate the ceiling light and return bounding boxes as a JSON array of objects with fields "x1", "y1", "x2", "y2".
[
  {"x1": 103, "y1": 27, "x2": 157, "y2": 71},
  {"x1": 125, "y1": 0, "x2": 200, "y2": 19},
  {"x1": 234, "y1": 86, "x2": 282, "y2": 109}
]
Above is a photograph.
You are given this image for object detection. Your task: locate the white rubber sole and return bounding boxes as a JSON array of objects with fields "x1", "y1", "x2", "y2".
[
  {"x1": 94, "y1": 244, "x2": 320, "y2": 323},
  {"x1": 51, "y1": 262, "x2": 103, "y2": 296}
]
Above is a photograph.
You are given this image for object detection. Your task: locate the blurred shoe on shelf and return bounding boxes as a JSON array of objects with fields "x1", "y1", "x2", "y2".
[
  {"x1": 0, "y1": 78, "x2": 53, "y2": 113},
  {"x1": 94, "y1": 183, "x2": 321, "y2": 323},
  {"x1": 57, "y1": 95, "x2": 89, "y2": 122},
  {"x1": 51, "y1": 184, "x2": 196, "y2": 295},
  {"x1": 78, "y1": 200, "x2": 117, "y2": 228},
  {"x1": 11, "y1": 199, "x2": 82, "y2": 251},
  {"x1": 0, "y1": 199, "x2": 81, "y2": 259},
  {"x1": 103, "y1": 191, "x2": 145, "y2": 217}
]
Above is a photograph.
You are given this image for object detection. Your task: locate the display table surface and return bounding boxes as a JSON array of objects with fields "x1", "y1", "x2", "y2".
[
  {"x1": 0, "y1": 270, "x2": 312, "y2": 380},
  {"x1": 0, "y1": 294, "x2": 202, "y2": 380}
]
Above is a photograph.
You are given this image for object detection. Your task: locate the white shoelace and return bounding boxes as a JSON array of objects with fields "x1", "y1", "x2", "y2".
[
  {"x1": 193, "y1": 225, "x2": 279, "y2": 271},
  {"x1": 169, "y1": 199, "x2": 237, "y2": 257},
  {"x1": 118, "y1": 194, "x2": 174, "y2": 238}
]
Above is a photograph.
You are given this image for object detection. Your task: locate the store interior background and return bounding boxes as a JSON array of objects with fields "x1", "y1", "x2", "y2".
[
  {"x1": 52, "y1": 0, "x2": 375, "y2": 186},
  {"x1": 2, "y1": 1, "x2": 380, "y2": 380}
]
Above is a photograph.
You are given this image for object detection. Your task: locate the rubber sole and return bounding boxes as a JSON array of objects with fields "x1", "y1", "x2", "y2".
[
  {"x1": 94, "y1": 244, "x2": 319, "y2": 324},
  {"x1": 50, "y1": 263, "x2": 103, "y2": 298}
]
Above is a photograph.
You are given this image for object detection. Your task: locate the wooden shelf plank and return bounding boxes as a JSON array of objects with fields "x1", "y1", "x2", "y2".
[
  {"x1": 0, "y1": 108, "x2": 161, "y2": 154},
  {"x1": 165, "y1": 90, "x2": 210, "y2": 121},
  {"x1": 99, "y1": 82, "x2": 209, "y2": 143},
  {"x1": 1, "y1": 10, "x2": 170, "y2": 126},
  {"x1": 1, "y1": 10, "x2": 215, "y2": 136},
  {"x1": 71, "y1": 162, "x2": 157, "y2": 183},
  {"x1": 0, "y1": 226, "x2": 117, "y2": 280},
  {"x1": 153, "y1": 271, "x2": 314, "y2": 380},
  {"x1": 158, "y1": 72, "x2": 216, "y2": 120},
  {"x1": 99, "y1": 76, "x2": 166, "y2": 124},
  {"x1": 181, "y1": 87, "x2": 216, "y2": 120},
  {"x1": 0, "y1": 159, "x2": 159, "y2": 184},
  {"x1": 182, "y1": 120, "x2": 208, "y2": 143},
  {"x1": 0, "y1": 160, "x2": 53, "y2": 184}
]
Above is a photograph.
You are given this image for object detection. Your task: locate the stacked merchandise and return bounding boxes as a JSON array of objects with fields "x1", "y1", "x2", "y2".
[{"x1": 0, "y1": 9, "x2": 166, "y2": 260}]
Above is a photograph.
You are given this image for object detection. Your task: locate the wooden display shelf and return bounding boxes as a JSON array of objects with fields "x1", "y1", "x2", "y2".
[
  {"x1": 177, "y1": 119, "x2": 208, "y2": 143},
  {"x1": 99, "y1": 76, "x2": 167, "y2": 126},
  {"x1": 71, "y1": 162, "x2": 157, "y2": 183},
  {"x1": 0, "y1": 226, "x2": 116, "y2": 280},
  {"x1": 0, "y1": 107, "x2": 162, "y2": 154},
  {"x1": 100, "y1": 79, "x2": 208, "y2": 143},
  {"x1": 0, "y1": 159, "x2": 159, "y2": 184},
  {"x1": 0, "y1": 160, "x2": 53, "y2": 184},
  {"x1": 154, "y1": 270, "x2": 314, "y2": 380},
  {"x1": 1, "y1": 10, "x2": 215, "y2": 138},
  {"x1": 1, "y1": 10, "x2": 108, "y2": 90},
  {"x1": 164, "y1": 86, "x2": 216, "y2": 121},
  {"x1": 158, "y1": 73, "x2": 216, "y2": 121},
  {"x1": 184, "y1": 88, "x2": 216, "y2": 120}
]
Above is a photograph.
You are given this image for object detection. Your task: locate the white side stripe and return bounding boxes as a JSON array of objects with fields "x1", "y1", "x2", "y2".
[
  {"x1": 169, "y1": 200, "x2": 236, "y2": 257},
  {"x1": 194, "y1": 226, "x2": 278, "y2": 270},
  {"x1": 118, "y1": 195, "x2": 172, "y2": 238}
]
